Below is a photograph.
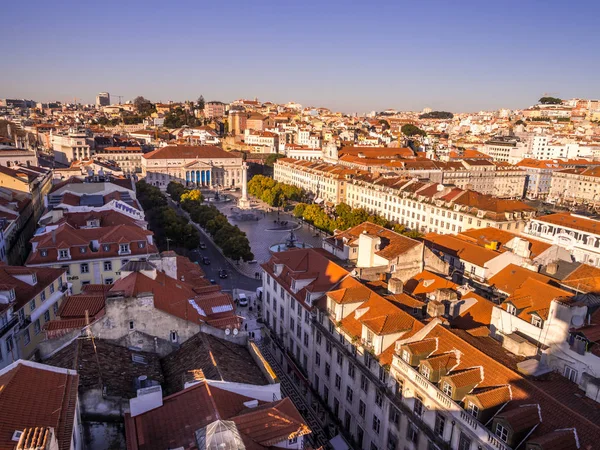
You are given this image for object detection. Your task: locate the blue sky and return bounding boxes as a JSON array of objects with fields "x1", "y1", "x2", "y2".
[{"x1": 1, "y1": 0, "x2": 599, "y2": 112}]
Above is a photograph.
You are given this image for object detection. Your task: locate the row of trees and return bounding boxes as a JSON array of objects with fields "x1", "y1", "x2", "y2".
[
  {"x1": 136, "y1": 181, "x2": 200, "y2": 250},
  {"x1": 168, "y1": 182, "x2": 254, "y2": 262},
  {"x1": 248, "y1": 175, "x2": 304, "y2": 207},
  {"x1": 293, "y1": 202, "x2": 423, "y2": 238}
]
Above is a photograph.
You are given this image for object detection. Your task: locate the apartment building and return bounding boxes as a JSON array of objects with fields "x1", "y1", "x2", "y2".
[
  {"x1": 548, "y1": 166, "x2": 600, "y2": 205},
  {"x1": 261, "y1": 247, "x2": 599, "y2": 450},
  {"x1": 243, "y1": 129, "x2": 279, "y2": 153},
  {"x1": 523, "y1": 213, "x2": 600, "y2": 266},
  {"x1": 516, "y1": 159, "x2": 561, "y2": 199},
  {"x1": 283, "y1": 144, "x2": 323, "y2": 161},
  {"x1": 261, "y1": 248, "x2": 425, "y2": 450},
  {"x1": 26, "y1": 222, "x2": 158, "y2": 293},
  {"x1": 274, "y1": 158, "x2": 358, "y2": 204},
  {"x1": 0, "y1": 266, "x2": 67, "y2": 370},
  {"x1": 483, "y1": 137, "x2": 529, "y2": 163},
  {"x1": 50, "y1": 128, "x2": 93, "y2": 164},
  {"x1": 345, "y1": 175, "x2": 535, "y2": 234},
  {"x1": 141, "y1": 144, "x2": 244, "y2": 189},
  {"x1": 204, "y1": 100, "x2": 226, "y2": 119},
  {"x1": 0, "y1": 163, "x2": 53, "y2": 221},
  {"x1": 93, "y1": 146, "x2": 144, "y2": 174},
  {"x1": 0, "y1": 146, "x2": 38, "y2": 168}
]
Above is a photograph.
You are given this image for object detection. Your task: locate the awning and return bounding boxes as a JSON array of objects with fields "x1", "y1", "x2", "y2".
[
  {"x1": 314, "y1": 198, "x2": 324, "y2": 204},
  {"x1": 329, "y1": 434, "x2": 350, "y2": 450}
]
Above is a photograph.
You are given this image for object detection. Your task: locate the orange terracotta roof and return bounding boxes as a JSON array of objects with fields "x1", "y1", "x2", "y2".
[
  {"x1": 466, "y1": 385, "x2": 512, "y2": 409},
  {"x1": 444, "y1": 367, "x2": 483, "y2": 388},
  {"x1": 560, "y1": 263, "x2": 600, "y2": 293},
  {"x1": 488, "y1": 264, "x2": 554, "y2": 295},
  {"x1": 457, "y1": 227, "x2": 551, "y2": 259},
  {"x1": 404, "y1": 270, "x2": 458, "y2": 296},
  {"x1": 424, "y1": 233, "x2": 500, "y2": 267},
  {"x1": 503, "y1": 279, "x2": 574, "y2": 321},
  {"x1": 536, "y1": 213, "x2": 600, "y2": 235},
  {"x1": 143, "y1": 145, "x2": 240, "y2": 160}
]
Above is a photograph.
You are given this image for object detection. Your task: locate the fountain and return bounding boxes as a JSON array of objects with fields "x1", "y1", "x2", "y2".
[{"x1": 269, "y1": 229, "x2": 313, "y2": 253}]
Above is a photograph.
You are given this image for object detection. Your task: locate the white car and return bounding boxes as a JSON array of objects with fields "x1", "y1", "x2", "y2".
[{"x1": 238, "y1": 293, "x2": 248, "y2": 307}]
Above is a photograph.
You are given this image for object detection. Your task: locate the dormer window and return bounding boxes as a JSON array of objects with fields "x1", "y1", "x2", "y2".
[
  {"x1": 506, "y1": 304, "x2": 517, "y2": 316},
  {"x1": 402, "y1": 349, "x2": 410, "y2": 363},
  {"x1": 420, "y1": 365, "x2": 431, "y2": 379},
  {"x1": 80, "y1": 247, "x2": 87, "y2": 254},
  {"x1": 495, "y1": 424, "x2": 509, "y2": 443},
  {"x1": 58, "y1": 249, "x2": 69, "y2": 259},
  {"x1": 40, "y1": 250, "x2": 48, "y2": 257},
  {"x1": 8, "y1": 289, "x2": 15, "y2": 300},
  {"x1": 103, "y1": 244, "x2": 110, "y2": 251},
  {"x1": 139, "y1": 241, "x2": 145, "y2": 249},
  {"x1": 531, "y1": 316, "x2": 543, "y2": 328},
  {"x1": 467, "y1": 402, "x2": 479, "y2": 418},
  {"x1": 119, "y1": 244, "x2": 130, "y2": 254},
  {"x1": 442, "y1": 382, "x2": 453, "y2": 397}
]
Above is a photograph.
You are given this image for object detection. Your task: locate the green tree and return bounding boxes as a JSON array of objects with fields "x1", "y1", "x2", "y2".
[
  {"x1": 198, "y1": 95, "x2": 205, "y2": 110},
  {"x1": 133, "y1": 96, "x2": 156, "y2": 117},
  {"x1": 401, "y1": 124, "x2": 426, "y2": 137},
  {"x1": 538, "y1": 96, "x2": 562, "y2": 105},
  {"x1": 265, "y1": 153, "x2": 285, "y2": 167}
]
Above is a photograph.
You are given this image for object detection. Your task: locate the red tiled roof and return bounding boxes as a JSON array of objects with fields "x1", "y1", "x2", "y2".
[
  {"x1": 0, "y1": 361, "x2": 78, "y2": 450},
  {"x1": 143, "y1": 145, "x2": 240, "y2": 160}
]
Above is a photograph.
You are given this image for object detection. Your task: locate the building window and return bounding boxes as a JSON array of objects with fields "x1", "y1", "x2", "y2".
[
  {"x1": 40, "y1": 291, "x2": 46, "y2": 302},
  {"x1": 80, "y1": 247, "x2": 87, "y2": 254},
  {"x1": 53, "y1": 303, "x2": 59, "y2": 315},
  {"x1": 359, "y1": 375, "x2": 369, "y2": 394},
  {"x1": 467, "y1": 402, "x2": 479, "y2": 418},
  {"x1": 434, "y1": 413, "x2": 445, "y2": 437},
  {"x1": 315, "y1": 352, "x2": 321, "y2": 367},
  {"x1": 49, "y1": 283, "x2": 55, "y2": 294},
  {"x1": 29, "y1": 299, "x2": 36, "y2": 312},
  {"x1": 564, "y1": 365, "x2": 578, "y2": 382},
  {"x1": 372, "y1": 415, "x2": 381, "y2": 434},
  {"x1": 406, "y1": 423, "x2": 418, "y2": 444},
  {"x1": 495, "y1": 423, "x2": 509, "y2": 443},
  {"x1": 359, "y1": 399, "x2": 366, "y2": 418},
  {"x1": 288, "y1": 437, "x2": 297, "y2": 445},
  {"x1": 325, "y1": 362, "x2": 330, "y2": 377},
  {"x1": 23, "y1": 328, "x2": 31, "y2": 345},
  {"x1": 80, "y1": 263, "x2": 89, "y2": 274},
  {"x1": 401, "y1": 349, "x2": 410, "y2": 362},
  {"x1": 389, "y1": 406, "x2": 400, "y2": 428},
  {"x1": 506, "y1": 304, "x2": 517, "y2": 315},
  {"x1": 420, "y1": 365, "x2": 431, "y2": 379},
  {"x1": 346, "y1": 386, "x2": 353, "y2": 404},
  {"x1": 34, "y1": 319, "x2": 41, "y2": 335},
  {"x1": 59, "y1": 249, "x2": 69, "y2": 259},
  {"x1": 129, "y1": 320, "x2": 135, "y2": 330},
  {"x1": 105, "y1": 278, "x2": 113, "y2": 285},
  {"x1": 413, "y1": 395, "x2": 424, "y2": 417},
  {"x1": 104, "y1": 261, "x2": 113, "y2": 271},
  {"x1": 442, "y1": 382, "x2": 453, "y2": 397},
  {"x1": 103, "y1": 244, "x2": 110, "y2": 251},
  {"x1": 375, "y1": 390, "x2": 383, "y2": 407},
  {"x1": 335, "y1": 374, "x2": 341, "y2": 390},
  {"x1": 348, "y1": 363, "x2": 355, "y2": 379},
  {"x1": 336, "y1": 349, "x2": 343, "y2": 366},
  {"x1": 531, "y1": 315, "x2": 543, "y2": 328},
  {"x1": 119, "y1": 244, "x2": 130, "y2": 254},
  {"x1": 41, "y1": 250, "x2": 48, "y2": 257},
  {"x1": 458, "y1": 432, "x2": 472, "y2": 450},
  {"x1": 356, "y1": 427, "x2": 364, "y2": 447}
]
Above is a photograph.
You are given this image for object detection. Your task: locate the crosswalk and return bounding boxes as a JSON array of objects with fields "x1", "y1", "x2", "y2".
[{"x1": 257, "y1": 339, "x2": 332, "y2": 449}]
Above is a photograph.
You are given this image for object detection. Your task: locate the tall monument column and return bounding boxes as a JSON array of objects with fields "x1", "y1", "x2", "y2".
[{"x1": 238, "y1": 162, "x2": 250, "y2": 209}]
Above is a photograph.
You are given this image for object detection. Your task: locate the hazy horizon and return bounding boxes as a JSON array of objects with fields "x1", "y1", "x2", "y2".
[{"x1": 2, "y1": 0, "x2": 599, "y2": 113}]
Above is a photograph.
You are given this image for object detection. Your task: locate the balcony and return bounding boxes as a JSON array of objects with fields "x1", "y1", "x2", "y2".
[
  {"x1": 0, "y1": 315, "x2": 18, "y2": 338},
  {"x1": 392, "y1": 356, "x2": 511, "y2": 450}
]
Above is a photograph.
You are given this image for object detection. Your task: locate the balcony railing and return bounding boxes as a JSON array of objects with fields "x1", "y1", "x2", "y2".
[
  {"x1": 0, "y1": 315, "x2": 18, "y2": 338},
  {"x1": 392, "y1": 356, "x2": 511, "y2": 450}
]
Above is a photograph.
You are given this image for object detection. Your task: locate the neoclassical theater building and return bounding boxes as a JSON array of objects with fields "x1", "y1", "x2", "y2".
[{"x1": 141, "y1": 145, "x2": 244, "y2": 189}]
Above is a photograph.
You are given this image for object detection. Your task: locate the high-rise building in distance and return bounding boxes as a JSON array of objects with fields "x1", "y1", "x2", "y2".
[{"x1": 96, "y1": 92, "x2": 110, "y2": 107}]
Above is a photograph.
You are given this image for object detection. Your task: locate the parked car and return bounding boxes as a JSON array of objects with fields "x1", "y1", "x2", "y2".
[
  {"x1": 202, "y1": 257, "x2": 211, "y2": 265},
  {"x1": 238, "y1": 293, "x2": 248, "y2": 307},
  {"x1": 210, "y1": 279, "x2": 216, "y2": 285},
  {"x1": 219, "y1": 269, "x2": 228, "y2": 279},
  {"x1": 199, "y1": 242, "x2": 207, "y2": 249}
]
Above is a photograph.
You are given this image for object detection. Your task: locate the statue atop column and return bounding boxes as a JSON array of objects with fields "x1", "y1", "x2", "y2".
[{"x1": 238, "y1": 162, "x2": 251, "y2": 209}]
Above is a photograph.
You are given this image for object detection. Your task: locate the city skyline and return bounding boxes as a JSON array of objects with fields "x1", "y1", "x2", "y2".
[{"x1": 2, "y1": 0, "x2": 599, "y2": 112}]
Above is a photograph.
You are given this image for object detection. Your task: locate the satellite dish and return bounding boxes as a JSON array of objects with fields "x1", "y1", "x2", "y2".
[
  {"x1": 571, "y1": 315, "x2": 584, "y2": 327},
  {"x1": 233, "y1": 328, "x2": 239, "y2": 336},
  {"x1": 225, "y1": 328, "x2": 231, "y2": 335}
]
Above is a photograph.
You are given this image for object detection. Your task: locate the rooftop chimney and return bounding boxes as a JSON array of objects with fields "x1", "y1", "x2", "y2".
[{"x1": 388, "y1": 278, "x2": 403, "y2": 295}]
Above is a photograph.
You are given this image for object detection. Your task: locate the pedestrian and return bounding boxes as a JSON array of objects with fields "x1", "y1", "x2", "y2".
[{"x1": 244, "y1": 323, "x2": 248, "y2": 331}]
